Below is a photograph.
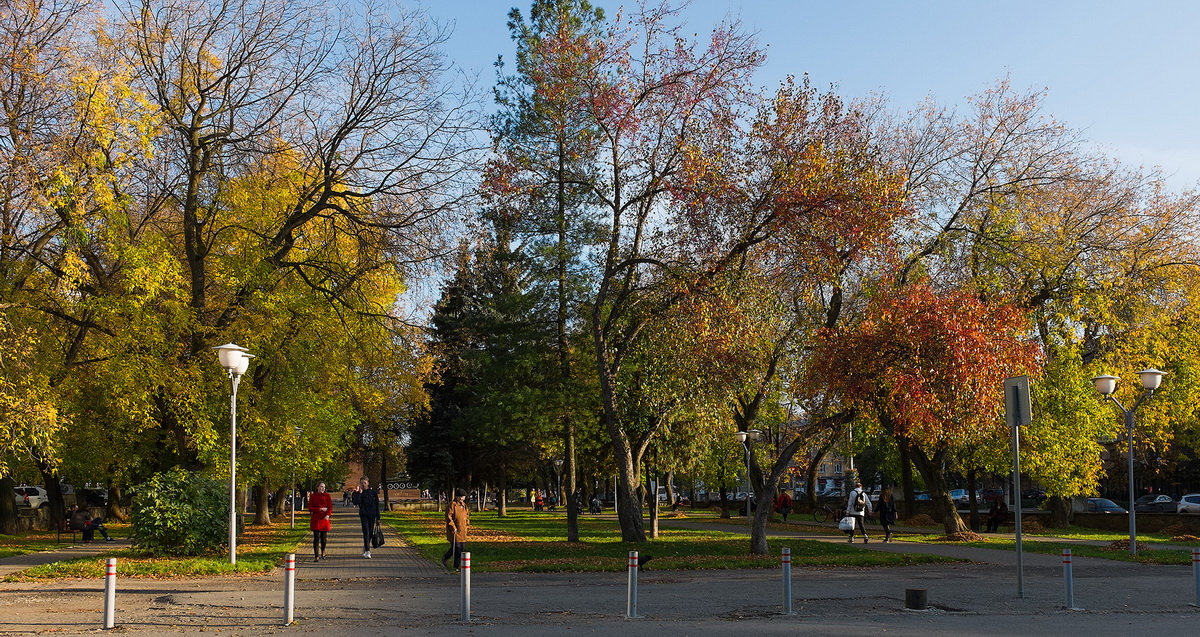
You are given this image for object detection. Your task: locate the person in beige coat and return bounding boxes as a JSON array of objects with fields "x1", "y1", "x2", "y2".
[{"x1": 441, "y1": 489, "x2": 470, "y2": 573}]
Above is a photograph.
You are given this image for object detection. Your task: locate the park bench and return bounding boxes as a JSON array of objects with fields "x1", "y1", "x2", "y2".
[{"x1": 56, "y1": 516, "x2": 78, "y2": 544}]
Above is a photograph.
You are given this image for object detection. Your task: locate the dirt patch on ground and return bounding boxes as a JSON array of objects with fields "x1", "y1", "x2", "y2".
[
  {"x1": 929, "y1": 531, "x2": 987, "y2": 542},
  {"x1": 905, "y1": 514, "x2": 937, "y2": 527},
  {"x1": 1102, "y1": 539, "x2": 1149, "y2": 552}
]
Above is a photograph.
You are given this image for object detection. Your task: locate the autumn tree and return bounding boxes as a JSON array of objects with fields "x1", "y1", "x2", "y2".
[
  {"x1": 889, "y1": 81, "x2": 1200, "y2": 521},
  {"x1": 813, "y1": 285, "x2": 1041, "y2": 533}
]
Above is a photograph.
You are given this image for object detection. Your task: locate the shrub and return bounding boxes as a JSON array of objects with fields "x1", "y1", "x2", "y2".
[{"x1": 131, "y1": 467, "x2": 229, "y2": 555}]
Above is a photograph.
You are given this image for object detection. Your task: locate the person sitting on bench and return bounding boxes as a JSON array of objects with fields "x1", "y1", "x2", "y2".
[
  {"x1": 985, "y1": 497, "x2": 1009, "y2": 533},
  {"x1": 70, "y1": 505, "x2": 113, "y2": 542}
]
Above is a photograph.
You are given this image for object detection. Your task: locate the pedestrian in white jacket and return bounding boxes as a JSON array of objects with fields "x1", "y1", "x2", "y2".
[{"x1": 845, "y1": 481, "x2": 872, "y2": 543}]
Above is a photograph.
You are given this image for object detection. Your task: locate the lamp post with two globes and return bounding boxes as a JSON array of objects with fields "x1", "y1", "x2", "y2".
[
  {"x1": 213, "y1": 343, "x2": 254, "y2": 565},
  {"x1": 1091, "y1": 368, "x2": 1166, "y2": 556}
]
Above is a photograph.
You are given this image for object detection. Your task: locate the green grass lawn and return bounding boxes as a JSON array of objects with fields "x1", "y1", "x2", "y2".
[
  {"x1": 0, "y1": 532, "x2": 61, "y2": 559},
  {"x1": 0, "y1": 521, "x2": 135, "y2": 559},
  {"x1": 3, "y1": 517, "x2": 307, "y2": 581},
  {"x1": 1025, "y1": 525, "x2": 1200, "y2": 545},
  {"x1": 903, "y1": 534, "x2": 1192, "y2": 565},
  {"x1": 383, "y1": 510, "x2": 961, "y2": 573}
]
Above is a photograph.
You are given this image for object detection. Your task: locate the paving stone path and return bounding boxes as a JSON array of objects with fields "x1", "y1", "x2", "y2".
[{"x1": 295, "y1": 507, "x2": 442, "y2": 580}]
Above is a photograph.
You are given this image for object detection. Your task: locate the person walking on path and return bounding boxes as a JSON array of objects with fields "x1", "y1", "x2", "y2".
[
  {"x1": 351, "y1": 477, "x2": 381, "y2": 559},
  {"x1": 308, "y1": 482, "x2": 333, "y2": 561},
  {"x1": 441, "y1": 489, "x2": 470, "y2": 573},
  {"x1": 845, "y1": 480, "x2": 872, "y2": 543},
  {"x1": 774, "y1": 489, "x2": 793, "y2": 522},
  {"x1": 877, "y1": 487, "x2": 897, "y2": 542}
]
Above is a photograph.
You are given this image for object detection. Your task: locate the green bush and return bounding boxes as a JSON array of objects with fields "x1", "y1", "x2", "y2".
[{"x1": 131, "y1": 467, "x2": 230, "y2": 555}]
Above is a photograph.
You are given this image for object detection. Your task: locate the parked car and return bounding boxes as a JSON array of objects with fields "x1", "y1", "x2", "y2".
[
  {"x1": 80, "y1": 487, "x2": 109, "y2": 507},
  {"x1": 1086, "y1": 497, "x2": 1127, "y2": 513},
  {"x1": 1022, "y1": 488, "x2": 1047, "y2": 504},
  {"x1": 981, "y1": 488, "x2": 1006, "y2": 503},
  {"x1": 1133, "y1": 494, "x2": 1177, "y2": 513},
  {"x1": 950, "y1": 489, "x2": 981, "y2": 506},
  {"x1": 1178, "y1": 494, "x2": 1200, "y2": 514},
  {"x1": 13, "y1": 486, "x2": 49, "y2": 508},
  {"x1": 913, "y1": 491, "x2": 931, "y2": 501}
]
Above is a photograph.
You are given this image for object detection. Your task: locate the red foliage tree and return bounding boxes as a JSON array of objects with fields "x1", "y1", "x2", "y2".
[{"x1": 812, "y1": 284, "x2": 1042, "y2": 533}]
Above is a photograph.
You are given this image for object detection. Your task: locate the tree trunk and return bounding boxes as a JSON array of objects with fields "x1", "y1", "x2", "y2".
[
  {"x1": 719, "y1": 484, "x2": 730, "y2": 519},
  {"x1": 106, "y1": 483, "x2": 128, "y2": 522},
  {"x1": 271, "y1": 487, "x2": 288, "y2": 516},
  {"x1": 37, "y1": 461, "x2": 65, "y2": 526},
  {"x1": 805, "y1": 452, "x2": 821, "y2": 509},
  {"x1": 664, "y1": 472, "x2": 676, "y2": 508},
  {"x1": 498, "y1": 474, "x2": 508, "y2": 517},
  {"x1": 1047, "y1": 495, "x2": 1072, "y2": 528},
  {"x1": 967, "y1": 469, "x2": 980, "y2": 531},
  {"x1": 0, "y1": 476, "x2": 18, "y2": 534},
  {"x1": 609, "y1": 434, "x2": 645, "y2": 541},
  {"x1": 910, "y1": 445, "x2": 967, "y2": 534},
  {"x1": 380, "y1": 453, "x2": 389, "y2": 510},
  {"x1": 648, "y1": 475, "x2": 659, "y2": 539},
  {"x1": 253, "y1": 484, "x2": 271, "y2": 525},
  {"x1": 898, "y1": 437, "x2": 916, "y2": 518},
  {"x1": 613, "y1": 467, "x2": 644, "y2": 542}
]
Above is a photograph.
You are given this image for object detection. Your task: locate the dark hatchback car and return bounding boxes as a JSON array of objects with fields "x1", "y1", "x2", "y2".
[
  {"x1": 1087, "y1": 498, "x2": 1127, "y2": 513},
  {"x1": 1133, "y1": 494, "x2": 1176, "y2": 513}
]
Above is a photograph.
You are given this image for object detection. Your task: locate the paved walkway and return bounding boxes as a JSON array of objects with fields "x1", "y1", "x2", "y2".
[{"x1": 296, "y1": 507, "x2": 442, "y2": 580}]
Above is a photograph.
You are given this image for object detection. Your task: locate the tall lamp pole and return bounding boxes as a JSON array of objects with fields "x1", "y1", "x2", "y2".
[
  {"x1": 1092, "y1": 368, "x2": 1166, "y2": 557},
  {"x1": 734, "y1": 429, "x2": 761, "y2": 533},
  {"x1": 214, "y1": 343, "x2": 254, "y2": 565}
]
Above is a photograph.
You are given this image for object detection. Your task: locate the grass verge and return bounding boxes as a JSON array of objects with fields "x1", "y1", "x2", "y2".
[
  {"x1": 1025, "y1": 525, "x2": 1200, "y2": 545},
  {"x1": 383, "y1": 510, "x2": 961, "y2": 573},
  {"x1": 3, "y1": 516, "x2": 307, "y2": 581},
  {"x1": 904, "y1": 534, "x2": 1190, "y2": 565},
  {"x1": 0, "y1": 521, "x2": 135, "y2": 559}
]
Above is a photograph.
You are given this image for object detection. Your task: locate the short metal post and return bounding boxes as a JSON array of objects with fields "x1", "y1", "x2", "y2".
[
  {"x1": 283, "y1": 553, "x2": 295, "y2": 625},
  {"x1": 460, "y1": 551, "x2": 471, "y2": 621},
  {"x1": 1062, "y1": 549, "x2": 1079, "y2": 610},
  {"x1": 1193, "y1": 548, "x2": 1200, "y2": 607},
  {"x1": 626, "y1": 550, "x2": 640, "y2": 618},
  {"x1": 781, "y1": 547, "x2": 793, "y2": 615},
  {"x1": 103, "y1": 558, "x2": 116, "y2": 629}
]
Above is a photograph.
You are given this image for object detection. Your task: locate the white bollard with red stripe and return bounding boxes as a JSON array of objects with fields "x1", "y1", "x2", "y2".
[
  {"x1": 283, "y1": 553, "x2": 296, "y2": 625},
  {"x1": 1193, "y1": 549, "x2": 1200, "y2": 607},
  {"x1": 781, "y1": 547, "x2": 793, "y2": 615},
  {"x1": 460, "y1": 551, "x2": 471, "y2": 621},
  {"x1": 626, "y1": 551, "x2": 640, "y2": 618},
  {"x1": 1062, "y1": 549, "x2": 1080, "y2": 610},
  {"x1": 103, "y1": 558, "x2": 117, "y2": 629}
]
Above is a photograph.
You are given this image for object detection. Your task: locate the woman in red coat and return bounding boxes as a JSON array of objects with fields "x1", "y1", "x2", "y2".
[{"x1": 308, "y1": 482, "x2": 333, "y2": 561}]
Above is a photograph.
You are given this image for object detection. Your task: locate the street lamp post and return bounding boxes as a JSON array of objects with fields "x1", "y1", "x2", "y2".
[
  {"x1": 734, "y1": 429, "x2": 762, "y2": 533},
  {"x1": 291, "y1": 426, "x2": 301, "y2": 530},
  {"x1": 213, "y1": 343, "x2": 254, "y2": 565},
  {"x1": 1092, "y1": 368, "x2": 1166, "y2": 556}
]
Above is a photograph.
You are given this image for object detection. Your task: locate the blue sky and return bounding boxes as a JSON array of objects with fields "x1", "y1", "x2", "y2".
[{"x1": 417, "y1": 0, "x2": 1200, "y2": 190}]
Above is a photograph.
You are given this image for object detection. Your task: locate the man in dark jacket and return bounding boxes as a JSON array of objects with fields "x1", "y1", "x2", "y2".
[
  {"x1": 69, "y1": 505, "x2": 113, "y2": 542},
  {"x1": 351, "y1": 477, "x2": 381, "y2": 558}
]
